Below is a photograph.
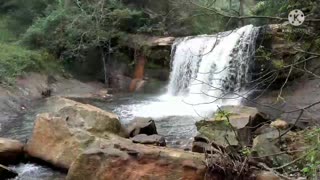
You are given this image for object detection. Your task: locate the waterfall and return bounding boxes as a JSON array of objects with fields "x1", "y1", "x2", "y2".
[
  {"x1": 167, "y1": 25, "x2": 259, "y2": 106},
  {"x1": 117, "y1": 25, "x2": 260, "y2": 120}
]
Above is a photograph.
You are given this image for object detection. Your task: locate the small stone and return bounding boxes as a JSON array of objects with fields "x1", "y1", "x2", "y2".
[
  {"x1": 271, "y1": 119, "x2": 289, "y2": 130},
  {"x1": 127, "y1": 117, "x2": 158, "y2": 137},
  {"x1": 256, "y1": 171, "x2": 280, "y2": 180}
]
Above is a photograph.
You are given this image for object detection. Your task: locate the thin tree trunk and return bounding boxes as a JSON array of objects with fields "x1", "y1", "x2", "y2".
[{"x1": 101, "y1": 48, "x2": 107, "y2": 85}]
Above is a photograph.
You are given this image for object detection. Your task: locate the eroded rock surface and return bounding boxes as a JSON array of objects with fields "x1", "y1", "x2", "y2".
[
  {"x1": 131, "y1": 134, "x2": 166, "y2": 146},
  {"x1": 67, "y1": 135, "x2": 206, "y2": 180}
]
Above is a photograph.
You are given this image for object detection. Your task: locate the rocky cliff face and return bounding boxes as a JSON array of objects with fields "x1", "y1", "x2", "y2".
[{"x1": 248, "y1": 24, "x2": 320, "y2": 127}]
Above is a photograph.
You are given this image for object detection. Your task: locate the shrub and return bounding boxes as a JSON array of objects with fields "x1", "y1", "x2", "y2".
[{"x1": 0, "y1": 43, "x2": 61, "y2": 84}]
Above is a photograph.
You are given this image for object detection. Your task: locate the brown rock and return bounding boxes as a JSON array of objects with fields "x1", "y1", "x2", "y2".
[
  {"x1": 127, "y1": 117, "x2": 158, "y2": 137},
  {"x1": 270, "y1": 119, "x2": 289, "y2": 130},
  {"x1": 25, "y1": 113, "x2": 107, "y2": 169},
  {"x1": 44, "y1": 97, "x2": 127, "y2": 137},
  {"x1": 0, "y1": 138, "x2": 24, "y2": 165},
  {"x1": 256, "y1": 171, "x2": 280, "y2": 180},
  {"x1": 67, "y1": 137, "x2": 206, "y2": 180},
  {"x1": 57, "y1": 102, "x2": 127, "y2": 138}
]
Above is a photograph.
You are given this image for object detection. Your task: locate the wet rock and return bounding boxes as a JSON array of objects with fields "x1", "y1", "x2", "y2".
[
  {"x1": 192, "y1": 142, "x2": 210, "y2": 153},
  {"x1": 0, "y1": 164, "x2": 18, "y2": 179},
  {"x1": 131, "y1": 134, "x2": 166, "y2": 147},
  {"x1": 41, "y1": 89, "x2": 52, "y2": 98},
  {"x1": 194, "y1": 135, "x2": 210, "y2": 143},
  {"x1": 192, "y1": 135, "x2": 210, "y2": 153},
  {"x1": 66, "y1": 141, "x2": 206, "y2": 180},
  {"x1": 127, "y1": 117, "x2": 158, "y2": 137},
  {"x1": 0, "y1": 138, "x2": 24, "y2": 165}
]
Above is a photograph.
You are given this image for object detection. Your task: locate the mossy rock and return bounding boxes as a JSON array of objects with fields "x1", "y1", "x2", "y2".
[{"x1": 195, "y1": 120, "x2": 238, "y2": 147}]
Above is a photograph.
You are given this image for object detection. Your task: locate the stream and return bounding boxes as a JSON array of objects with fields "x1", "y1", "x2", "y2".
[
  {"x1": 0, "y1": 91, "x2": 204, "y2": 179},
  {"x1": 0, "y1": 25, "x2": 260, "y2": 179}
]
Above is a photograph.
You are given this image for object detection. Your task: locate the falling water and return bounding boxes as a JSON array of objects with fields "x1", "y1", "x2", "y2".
[
  {"x1": 116, "y1": 25, "x2": 260, "y2": 120},
  {"x1": 168, "y1": 25, "x2": 259, "y2": 107}
]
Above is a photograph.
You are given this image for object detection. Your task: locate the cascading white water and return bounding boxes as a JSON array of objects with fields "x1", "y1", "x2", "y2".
[
  {"x1": 168, "y1": 25, "x2": 259, "y2": 107},
  {"x1": 115, "y1": 25, "x2": 259, "y2": 120},
  {"x1": 107, "y1": 25, "x2": 260, "y2": 148}
]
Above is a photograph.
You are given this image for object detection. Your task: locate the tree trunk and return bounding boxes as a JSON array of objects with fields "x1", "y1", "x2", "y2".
[
  {"x1": 101, "y1": 48, "x2": 108, "y2": 85},
  {"x1": 129, "y1": 50, "x2": 147, "y2": 92}
]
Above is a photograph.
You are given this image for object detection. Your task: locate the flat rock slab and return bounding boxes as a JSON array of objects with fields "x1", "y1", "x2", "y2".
[{"x1": 131, "y1": 134, "x2": 166, "y2": 146}]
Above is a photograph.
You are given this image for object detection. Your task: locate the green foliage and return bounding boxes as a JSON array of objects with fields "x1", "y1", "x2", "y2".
[
  {"x1": 272, "y1": 60, "x2": 285, "y2": 69},
  {"x1": 0, "y1": 43, "x2": 61, "y2": 85},
  {"x1": 256, "y1": 46, "x2": 272, "y2": 61},
  {"x1": 301, "y1": 128, "x2": 320, "y2": 179},
  {"x1": 0, "y1": 0, "x2": 56, "y2": 35},
  {"x1": 251, "y1": 0, "x2": 320, "y2": 25},
  {"x1": 22, "y1": 0, "x2": 145, "y2": 62},
  {"x1": 241, "y1": 146, "x2": 252, "y2": 156},
  {"x1": 214, "y1": 109, "x2": 231, "y2": 121},
  {"x1": 0, "y1": 16, "x2": 17, "y2": 42}
]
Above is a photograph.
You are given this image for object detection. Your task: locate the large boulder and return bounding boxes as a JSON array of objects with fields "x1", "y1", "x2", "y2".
[
  {"x1": 131, "y1": 134, "x2": 166, "y2": 147},
  {"x1": 214, "y1": 105, "x2": 267, "y2": 130},
  {"x1": 196, "y1": 120, "x2": 238, "y2": 147},
  {"x1": 127, "y1": 117, "x2": 158, "y2": 137},
  {"x1": 252, "y1": 129, "x2": 292, "y2": 167},
  {"x1": 26, "y1": 108, "x2": 205, "y2": 180},
  {"x1": 25, "y1": 113, "x2": 102, "y2": 169},
  {"x1": 195, "y1": 105, "x2": 268, "y2": 147},
  {"x1": 44, "y1": 97, "x2": 127, "y2": 138},
  {"x1": 57, "y1": 103, "x2": 127, "y2": 138},
  {"x1": 67, "y1": 135, "x2": 206, "y2": 180},
  {"x1": 0, "y1": 138, "x2": 24, "y2": 165}
]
